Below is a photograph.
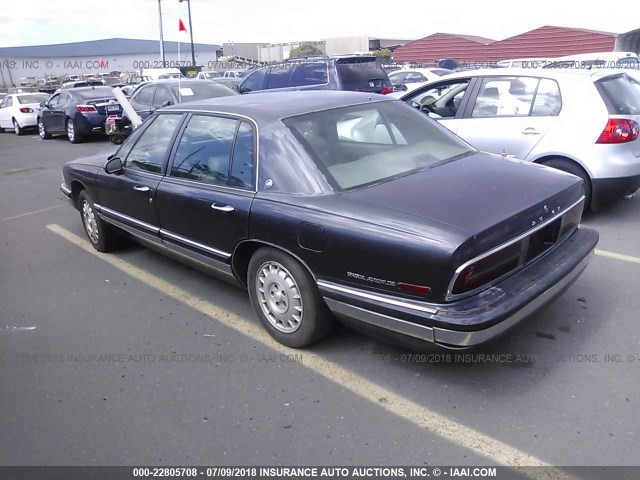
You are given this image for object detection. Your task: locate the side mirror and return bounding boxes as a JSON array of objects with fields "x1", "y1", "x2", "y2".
[
  {"x1": 161, "y1": 100, "x2": 172, "y2": 108},
  {"x1": 105, "y1": 157, "x2": 123, "y2": 174},
  {"x1": 40, "y1": 101, "x2": 46, "y2": 108}
]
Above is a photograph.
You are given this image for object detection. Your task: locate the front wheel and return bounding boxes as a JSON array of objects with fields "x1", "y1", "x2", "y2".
[
  {"x1": 78, "y1": 190, "x2": 119, "y2": 252},
  {"x1": 247, "y1": 247, "x2": 334, "y2": 348}
]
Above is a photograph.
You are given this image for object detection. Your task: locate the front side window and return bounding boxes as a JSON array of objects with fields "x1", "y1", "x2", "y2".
[
  {"x1": 284, "y1": 101, "x2": 474, "y2": 190},
  {"x1": 124, "y1": 114, "x2": 182, "y2": 174},
  {"x1": 239, "y1": 68, "x2": 267, "y2": 93},
  {"x1": 472, "y1": 77, "x2": 538, "y2": 117},
  {"x1": 135, "y1": 86, "x2": 156, "y2": 106},
  {"x1": 406, "y1": 80, "x2": 471, "y2": 118},
  {"x1": 153, "y1": 86, "x2": 173, "y2": 108},
  {"x1": 171, "y1": 115, "x2": 242, "y2": 187}
]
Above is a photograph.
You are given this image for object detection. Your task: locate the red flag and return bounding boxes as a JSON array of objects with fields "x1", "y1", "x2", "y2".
[{"x1": 178, "y1": 19, "x2": 187, "y2": 32}]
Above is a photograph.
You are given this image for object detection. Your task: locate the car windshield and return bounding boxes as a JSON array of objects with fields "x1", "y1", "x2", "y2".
[
  {"x1": 169, "y1": 83, "x2": 237, "y2": 102},
  {"x1": 75, "y1": 87, "x2": 115, "y2": 99},
  {"x1": 17, "y1": 94, "x2": 49, "y2": 104},
  {"x1": 283, "y1": 101, "x2": 474, "y2": 190}
]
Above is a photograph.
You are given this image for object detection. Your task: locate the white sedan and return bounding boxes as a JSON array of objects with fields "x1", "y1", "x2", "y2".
[{"x1": 0, "y1": 92, "x2": 50, "y2": 135}]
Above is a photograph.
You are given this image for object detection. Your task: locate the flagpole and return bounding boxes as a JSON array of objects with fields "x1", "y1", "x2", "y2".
[{"x1": 157, "y1": 0, "x2": 165, "y2": 66}]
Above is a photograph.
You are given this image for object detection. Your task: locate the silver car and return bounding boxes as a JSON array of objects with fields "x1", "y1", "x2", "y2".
[{"x1": 401, "y1": 68, "x2": 640, "y2": 209}]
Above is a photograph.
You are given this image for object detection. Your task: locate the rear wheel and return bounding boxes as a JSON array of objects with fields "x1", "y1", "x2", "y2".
[
  {"x1": 78, "y1": 190, "x2": 119, "y2": 252},
  {"x1": 38, "y1": 118, "x2": 52, "y2": 139},
  {"x1": 247, "y1": 247, "x2": 334, "y2": 348},
  {"x1": 66, "y1": 118, "x2": 83, "y2": 144},
  {"x1": 541, "y1": 158, "x2": 592, "y2": 208},
  {"x1": 13, "y1": 118, "x2": 25, "y2": 136}
]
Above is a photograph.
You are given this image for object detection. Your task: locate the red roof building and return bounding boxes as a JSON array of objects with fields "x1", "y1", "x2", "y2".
[{"x1": 394, "y1": 26, "x2": 617, "y2": 63}]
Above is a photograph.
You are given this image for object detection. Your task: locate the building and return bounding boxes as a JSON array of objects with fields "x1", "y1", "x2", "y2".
[
  {"x1": 223, "y1": 36, "x2": 412, "y2": 63},
  {"x1": 393, "y1": 26, "x2": 628, "y2": 63},
  {"x1": 0, "y1": 38, "x2": 222, "y2": 87}
]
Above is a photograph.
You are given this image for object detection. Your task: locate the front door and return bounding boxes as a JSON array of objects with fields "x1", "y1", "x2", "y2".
[{"x1": 96, "y1": 113, "x2": 185, "y2": 240}]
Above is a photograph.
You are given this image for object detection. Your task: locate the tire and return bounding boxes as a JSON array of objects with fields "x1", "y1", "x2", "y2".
[
  {"x1": 247, "y1": 247, "x2": 334, "y2": 348},
  {"x1": 13, "y1": 118, "x2": 25, "y2": 136},
  {"x1": 541, "y1": 158, "x2": 592, "y2": 208},
  {"x1": 66, "y1": 118, "x2": 83, "y2": 144},
  {"x1": 78, "y1": 190, "x2": 119, "y2": 252},
  {"x1": 38, "y1": 118, "x2": 52, "y2": 139}
]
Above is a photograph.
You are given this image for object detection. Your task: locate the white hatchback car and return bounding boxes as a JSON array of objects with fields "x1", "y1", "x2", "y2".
[
  {"x1": 401, "y1": 68, "x2": 640, "y2": 209},
  {"x1": 0, "y1": 92, "x2": 51, "y2": 135}
]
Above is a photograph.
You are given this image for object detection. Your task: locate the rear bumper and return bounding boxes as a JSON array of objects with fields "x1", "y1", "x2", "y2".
[
  {"x1": 319, "y1": 226, "x2": 598, "y2": 348},
  {"x1": 592, "y1": 173, "x2": 640, "y2": 205}
]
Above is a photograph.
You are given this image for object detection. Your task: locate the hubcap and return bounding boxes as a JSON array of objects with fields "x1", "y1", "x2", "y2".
[
  {"x1": 256, "y1": 261, "x2": 303, "y2": 333},
  {"x1": 38, "y1": 121, "x2": 45, "y2": 138},
  {"x1": 13, "y1": 121, "x2": 19, "y2": 134},
  {"x1": 81, "y1": 200, "x2": 99, "y2": 244},
  {"x1": 67, "y1": 121, "x2": 75, "y2": 141}
]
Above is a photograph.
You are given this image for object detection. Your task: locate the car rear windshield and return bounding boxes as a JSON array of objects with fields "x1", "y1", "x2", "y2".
[
  {"x1": 336, "y1": 58, "x2": 390, "y2": 89},
  {"x1": 595, "y1": 75, "x2": 640, "y2": 115},
  {"x1": 169, "y1": 83, "x2": 237, "y2": 102},
  {"x1": 17, "y1": 94, "x2": 49, "y2": 104},
  {"x1": 75, "y1": 87, "x2": 116, "y2": 99},
  {"x1": 283, "y1": 101, "x2": 474, "y2": 190}
]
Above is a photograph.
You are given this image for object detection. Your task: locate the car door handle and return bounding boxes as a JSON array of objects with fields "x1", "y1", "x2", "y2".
[
  {"x1": 211, "y1": 203, "x2": 235, "y2": 213},
  {"x1": 133, "y1": 185, "x2": 150, "y2": 192},
  {"x1": 522, "y1": 128, "x2": 542, "y2": 135}
]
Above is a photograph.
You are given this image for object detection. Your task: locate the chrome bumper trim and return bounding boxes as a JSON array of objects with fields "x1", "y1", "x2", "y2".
[
  {"x1": 325, "y1": 298, "x2": 435, "y2": 343},
  {"x1": 60, "y1": 183, "x2": 72, "y2": 198},
  {"x1": 433, "y1": 250, "x2": 593, "y2": 347}
]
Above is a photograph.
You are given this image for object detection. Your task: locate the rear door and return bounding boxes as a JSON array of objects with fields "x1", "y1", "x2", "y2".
[
  {"x1": 456, "y1": 76, "x2": 561, "y2": 160},
  {"x1": 44, "y1": 93, "x2": 70, "y2": 132},
  {"x1": 155, "y1": 113, "x2": 256, "y2": 266}
]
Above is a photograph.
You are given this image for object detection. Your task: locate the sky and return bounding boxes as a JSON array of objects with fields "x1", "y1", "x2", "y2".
[{"x1": 0, "y1": 0, "x2": 638, "y2": 48}]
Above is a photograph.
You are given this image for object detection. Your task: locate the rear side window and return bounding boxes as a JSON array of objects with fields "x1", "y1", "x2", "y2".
[
  {"x1": 531, "y1": 78, "x2": 562, "y2": 116},
  {"x1": 266, "y1": 66, "x2": 293, "y2": 89},
  {"x1": 291, "y1": 63, "x2": 328, "y2": 86},
  {"x1": 336, "y1": 59, "x2": 390, "y2": 89},
  {"x1": 595, "y1": 75, "x2": 640, "y2": 115}
]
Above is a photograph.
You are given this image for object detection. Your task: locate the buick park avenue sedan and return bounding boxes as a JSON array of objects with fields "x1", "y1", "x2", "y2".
[{"x1": 60, "y1": 91, "x2": 599, "y2": 349}]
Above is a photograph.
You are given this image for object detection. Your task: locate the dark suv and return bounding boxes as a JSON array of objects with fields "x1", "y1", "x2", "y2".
[{"x1": 238, "y1": 55, "x2": 394, "y2": 95}]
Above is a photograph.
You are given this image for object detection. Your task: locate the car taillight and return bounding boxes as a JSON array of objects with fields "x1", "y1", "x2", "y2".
[
  {"x1": 19, "y1": 107, "x2": 34, "y2": 113},
  {"x1": 596, "y1": 118, "x2": 639, "y2": 144},
  {"x1": 451, "y1": 241, "x2": 523, "y2": 296},
  {"x1": 380, "y1": 86, "x2": 394, "y2": 95},
  {"x1": 77, "y1": 105, "x2": 97, "y2": 113}
]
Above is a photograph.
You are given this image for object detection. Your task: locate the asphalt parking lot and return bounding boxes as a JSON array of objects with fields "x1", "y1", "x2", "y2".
[{"x1": 1, "y1": 131, "x2": 639, "y2": 471}]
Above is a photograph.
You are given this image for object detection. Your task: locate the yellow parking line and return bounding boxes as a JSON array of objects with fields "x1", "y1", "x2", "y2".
[
  {"x1": 595, "y1": 249, "x2": 640, "y2": 265},
  {"x1": 46, "y1": 224, "x2": 578, "y2": 477}
]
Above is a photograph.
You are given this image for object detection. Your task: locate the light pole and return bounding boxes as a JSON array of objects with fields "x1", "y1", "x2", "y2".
[
  {"x1": 178, "y1": 0, "x2": 196, "y2": 66},
  {"x1": 157, "y1": 0, "x2": 166, "y2": 65}
]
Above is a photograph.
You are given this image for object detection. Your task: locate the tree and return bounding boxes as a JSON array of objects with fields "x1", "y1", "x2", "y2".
[
  {"x1": 289, "y1": 43, "x2": 324, "y2": 59},
  {"x1": 373, "y1": 49, "x2": 393, "y2": 63}
]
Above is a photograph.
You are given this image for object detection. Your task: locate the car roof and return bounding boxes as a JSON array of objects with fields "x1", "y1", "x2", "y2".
[
  {"x1": 436, "y1": 67, "x2": 625, "y2": 81},
  {"x1": 163, "y1": 90, "x2": 393, "y2": 122}
]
